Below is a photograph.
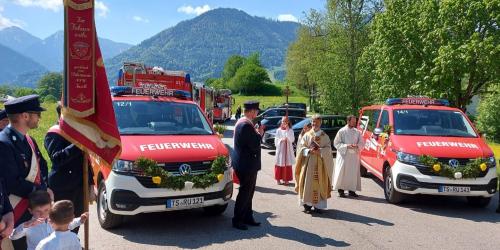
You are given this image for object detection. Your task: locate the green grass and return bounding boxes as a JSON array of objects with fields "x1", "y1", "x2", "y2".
[
  {"x1": 1, "y1": 102, "x2": 58, "y2": 169},
  {"x1": 232, "y1": 95, "x2": 308, "y2": 113}
]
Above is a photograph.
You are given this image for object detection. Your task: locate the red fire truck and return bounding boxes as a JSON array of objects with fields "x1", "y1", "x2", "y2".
[
  {"x1": 117, "y1": 62, "x2": 216, "y2": 121},
  {"x1": 213, "y1": 89, "x2": 233, "y2": 122},
  {"x1": 91, "y1": 72, "x2": 233, "y2": 229}
]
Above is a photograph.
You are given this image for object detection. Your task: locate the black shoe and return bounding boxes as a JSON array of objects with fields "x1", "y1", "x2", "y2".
[
  {"x1": 496, "y1": 207, "x2": 500, "y2": 214},
  {"x1": 232, "y1": 222, "x2": 248, "y2": 230},
  {"x1": 245, "y1": 220, "x2": 261, "y2": 226},
  {"x1": 338, "y1": 191, "x2": 347, "y2": 198},
  {"x1": 348, "y1": 191, "x2": 359, "y2": 197},
  {"x1": 303, "y1": 205, "x2": 312, "y2": 214}
]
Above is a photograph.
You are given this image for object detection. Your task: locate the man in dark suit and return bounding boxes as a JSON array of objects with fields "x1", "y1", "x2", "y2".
[
  {"x1": 0, "y1": 95, "x2": 50, "y2": 249},
  {"x1": 232, "y1": 101, "x2": 264, "y2": 230},
  {"x1": 0, "y1": 109, "x2": 8, "y2": 131},
  {"x1": 44, "y1": 104, "x2": 95, "y2": 233}
]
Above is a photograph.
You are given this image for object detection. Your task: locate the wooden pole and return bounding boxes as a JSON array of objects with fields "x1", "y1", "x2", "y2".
[{"x1": 83, "y1": 153, "x2": 89, "y2": 250}]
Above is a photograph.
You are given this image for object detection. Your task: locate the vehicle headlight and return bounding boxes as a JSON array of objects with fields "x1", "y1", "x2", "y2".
[
  {"x1": 488, "y1": 156, "x2": 496, "y2": 168},
  {"x1": 112, "y1": 160, "x2": 141, "y2": 174},
  {"x1": 396, "y1": 151, "x2": 420, "y2": 165}
]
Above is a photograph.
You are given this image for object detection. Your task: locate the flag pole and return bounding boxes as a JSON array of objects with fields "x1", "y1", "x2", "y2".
[{"x1": 83, "y1": 153, "x2": 89, "y2": 250}]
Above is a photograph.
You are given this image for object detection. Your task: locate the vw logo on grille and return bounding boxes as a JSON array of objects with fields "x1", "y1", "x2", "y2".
[
  {"x1": 179, "y1": 164, "x2": 192, "y2": 176},
  {"x1": 448, "y1": 159, "x2": 460, "y2": 168}
]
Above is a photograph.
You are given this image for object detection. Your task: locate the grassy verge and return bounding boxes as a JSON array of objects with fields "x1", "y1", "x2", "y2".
[{"x1": 232, "y1": 95, "x2": 308, "y2": 113}]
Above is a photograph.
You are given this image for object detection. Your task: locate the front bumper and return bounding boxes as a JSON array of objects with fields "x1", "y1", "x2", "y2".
[
  {"x1": 105, "y1": 170, "x2": 233, "y2": 215},
  {"x1": 391, "y1": 161, "x2": 497, "y2": 197}
]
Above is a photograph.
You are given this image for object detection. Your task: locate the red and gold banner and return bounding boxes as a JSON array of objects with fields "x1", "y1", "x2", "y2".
[
  {"x1": 64, "y1": 0, "x2": 95, "y2": 117},
  {"x1": 61, "y1": 0, "x2": 121, "y2": 166}
]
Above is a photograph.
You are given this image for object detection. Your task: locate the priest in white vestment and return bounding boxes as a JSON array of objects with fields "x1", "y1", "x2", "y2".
[{"x1": 333, "y1": 115, "x2": 364, "y2": 198}]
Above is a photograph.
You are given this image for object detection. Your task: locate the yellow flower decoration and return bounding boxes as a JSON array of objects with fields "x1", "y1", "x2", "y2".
[
  {"x1": 479, "y1": 163, "x2": 487, "y2": 172},
  {"x1": 217, "y1": 174, "x2": 224, "y2": 182},
  {"x1": 432, "y1": 164, "x2": 441, "y2": 172},
  {"x1": 152, "y1": 176, "x2": 162, "y2": 185}
]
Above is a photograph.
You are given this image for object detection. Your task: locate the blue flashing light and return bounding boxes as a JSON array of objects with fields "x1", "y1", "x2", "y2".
[
  {"x1": 173, "y1": 90, "x2": 192, "y2": 99},
  {"x1": 386, "y1": 98, "x2": 450, "y2": 106},
  {"x1": 185, "y1": 74, "x2": 191, "y2": 83},
  {"x1": 110, "y1": 86, "x2": 132, "y2": 96}
]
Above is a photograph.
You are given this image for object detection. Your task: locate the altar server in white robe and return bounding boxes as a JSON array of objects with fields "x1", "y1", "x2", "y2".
[{"x1": 274, "y1": 117, "x2": 295, "y2": 185}]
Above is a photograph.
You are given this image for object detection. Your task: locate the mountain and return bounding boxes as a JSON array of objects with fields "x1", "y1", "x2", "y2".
[
  {"x1": 0, "y1": 43, "x2": 47, "y2": 87},
  {"x1": 0, "y1": 27, "x2": 42, "y2": 54},
  {"x1": 22, "y1": 31, "x2": 134, "y2": 72},
  {"x1": 107, "y1": 8, "x2": 300, "y2": 81}
]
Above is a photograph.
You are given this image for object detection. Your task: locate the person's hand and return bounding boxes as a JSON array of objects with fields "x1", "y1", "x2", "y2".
[
  {"x1": 88, "y1": 185, "x2": 97, "y2": 203},
  {"x1": 0, "y1": 212, "x2": 14, "y2": 238},
  {"x1": 79, "y1": 212, "x2": 89, "y2": 224},
  {"x1": 47, "y1": 188, "x2": 54, "y2": 201},
  {"x1": 23, "y1": 217, "x2": 44, "y2": 228},
  {"x1": 257, "y1": 125, "x2": 265, "y2": 136}
]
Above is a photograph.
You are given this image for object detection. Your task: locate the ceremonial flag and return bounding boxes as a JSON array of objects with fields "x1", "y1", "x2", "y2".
[{"x1": 60, "y1": 0, "x2": 121, "y2": 167}]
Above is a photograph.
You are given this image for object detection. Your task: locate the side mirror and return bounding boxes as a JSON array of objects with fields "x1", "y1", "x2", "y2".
[{"x1": 373, "y1": 127, "x2": 383, "y2": 136}]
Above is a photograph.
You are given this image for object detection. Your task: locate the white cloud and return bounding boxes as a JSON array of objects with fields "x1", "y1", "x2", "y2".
[
  {"x1": 13, "y1": 0, "x2": 62, "y2": 12},
  {"x1": 177, "y1": 4, "x2": 211, "y2": 16},
  {"x1": 0, "y1": 4, "x2": 24, "y2": 29},
  {"x1": 95, "y1": 1, "x2": 108, "y2": 17},
  {"x1": 277, "y1": 14, "x2": 298, "y2": 22},
  {"x1": 13, "y1": 0, "x2": 108, "y2": 17},
  {"x1": 132, "y1": 15, "x2": 149, "y2": 23}
]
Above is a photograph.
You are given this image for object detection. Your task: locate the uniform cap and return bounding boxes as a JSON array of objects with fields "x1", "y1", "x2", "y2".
[
  {"x1": 243, "y1": 100, "x2": 260, "y2": 111},
  {"x1": 4, "y1": 95, "x2": 46, "y2": 114}
]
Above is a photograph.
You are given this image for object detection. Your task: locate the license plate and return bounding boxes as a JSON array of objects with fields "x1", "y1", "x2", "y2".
[
  {"x1": 166, "y1": 197, "x2": 204, "y2": 208},
  {"x1": 438, "y1": 186, "x2": 471, "y2": 193}
]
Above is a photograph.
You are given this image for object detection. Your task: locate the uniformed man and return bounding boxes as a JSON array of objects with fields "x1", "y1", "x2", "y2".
[
  {"x1": 44, "y1": 104, "x2": 95, "y2": 233},
  {"x1": 0, "y1": 109, "x2": 8, "y2": 131},
  {"x1": 0, "y1": 95, "x2": 50, "y2": 250},
  {"x1": 232, "y1": 101, "x2": 264, "y2": 230}
]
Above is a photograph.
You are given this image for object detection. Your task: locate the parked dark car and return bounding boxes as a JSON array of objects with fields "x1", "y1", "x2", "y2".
[
  {"x1": 262, "y1": 115, "x2": 347, "y2": 152},
  {"x1": 255, "y1": 108, "x2": 306, "y2": 124},
  {"x1": 260, "y1": 116, "x2": 306, "y2": 132},
  {"x1": 278, "y1": 102, "x2": 307, "y2": 110}
]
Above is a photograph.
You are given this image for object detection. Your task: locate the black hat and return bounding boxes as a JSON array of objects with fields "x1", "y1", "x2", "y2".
[
  {"x1": 4, "y1": 95, "x2": 46, "y2": 114},
  {"x1": 243, "y1": 100, "x2": 260, "y2": 111},
  {"x1": 0, "y1": 109, "x2": 6, "y2": 120}
]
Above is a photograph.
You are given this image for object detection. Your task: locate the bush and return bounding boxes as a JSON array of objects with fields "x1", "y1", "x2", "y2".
[
  {"x1": 476, "y1": 86, "x2": 500, "y2": 143},
  {"x1": 43, "y1": 95, "x2": 58, "y2": 103}
]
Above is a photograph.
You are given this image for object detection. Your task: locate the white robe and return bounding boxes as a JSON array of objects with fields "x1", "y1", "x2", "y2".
[
  {"x1": 274, "y1": 128, "x2": 295, "y2": 166},
  {"x1": 333, "y1": 125, "x2": 364, "y2": 191}
]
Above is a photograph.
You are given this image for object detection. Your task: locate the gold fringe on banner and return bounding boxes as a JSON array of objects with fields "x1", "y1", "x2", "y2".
[{"x1": 64, "y1": 0, "x2": 93, "y2": 10}]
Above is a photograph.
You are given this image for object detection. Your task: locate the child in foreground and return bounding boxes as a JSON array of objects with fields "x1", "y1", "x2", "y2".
[
  {"x1": 36, "y1": 199, "x2": 84, "y2": 250},
  {"x1": 9, "y1": 191, "x2": 86, "y2": 250}
]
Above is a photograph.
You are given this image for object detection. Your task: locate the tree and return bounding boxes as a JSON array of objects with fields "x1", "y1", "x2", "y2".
[
  {"x1": 37, "y1": 72, "x2": 63, "y2": 99},
  {"x1": 363, "y1": 0, "x2": 499, "y2": 111},
  {"x1": 222, "y1": 55, "x2": 245, "y2": 81},
  {"x1": 14, "y1": 87, "x2": 38, "y2": 97},
  {"x1": 476, "y1": 85, "x2": 500, "y2": 142},
  {"x1": 230, "y1": 62, "x2": 271, "y2": 95}
]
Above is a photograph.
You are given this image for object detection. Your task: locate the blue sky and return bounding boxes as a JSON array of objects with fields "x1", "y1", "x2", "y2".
[{"x1": 0, "y1": 0, "x2": 326, "y2": 45}]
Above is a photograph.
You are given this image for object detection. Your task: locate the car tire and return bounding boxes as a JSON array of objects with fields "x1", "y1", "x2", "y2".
[
  {"x1": 203, "y1": 204, "x2": 228, "y2": 216},
  {"x1": 384, "y1": 167, "x2": 404, "y2": 204},
  {"x1": 360, "y1": 164, "x2": 368, "y2": 177},
  {"x1": 466, "y1": 196, "x2": 491, "y2": 207},
  {"x1": 97, "y1": 180, "x2": 123, "y2": 229}
]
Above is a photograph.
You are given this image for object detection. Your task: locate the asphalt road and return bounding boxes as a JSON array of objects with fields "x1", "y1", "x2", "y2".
[{"x1": 82, "y1": 121, "x2": 500, "y2": 250}]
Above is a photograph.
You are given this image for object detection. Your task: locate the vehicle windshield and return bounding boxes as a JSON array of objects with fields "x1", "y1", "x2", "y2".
[
  {"x1": 292, "y1": 118, "x2": 311, "y2": 130},
  {"x1": 113, "y1": 100, "x2": 213, "y2": 135},
  {"x1": 393, "y1": 109, "x2": 477, "y2": 137}
]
